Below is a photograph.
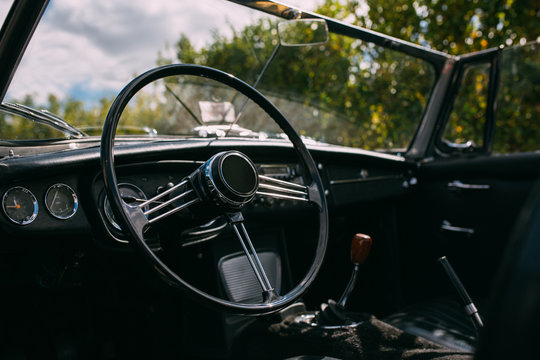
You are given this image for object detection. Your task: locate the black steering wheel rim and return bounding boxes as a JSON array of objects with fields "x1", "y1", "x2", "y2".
[{"x1": 100, "y1": 64, "x2": 328, "y2": 315}]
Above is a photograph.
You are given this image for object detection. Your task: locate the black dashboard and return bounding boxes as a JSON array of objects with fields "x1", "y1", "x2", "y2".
[{"x1": 0, "y1": 139, "x2": 413, "y2": 250}]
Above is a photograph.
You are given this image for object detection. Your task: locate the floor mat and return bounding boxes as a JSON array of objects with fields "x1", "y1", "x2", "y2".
[{"x1": 239, "y1": 313, "x2": 475, "y2": 360}]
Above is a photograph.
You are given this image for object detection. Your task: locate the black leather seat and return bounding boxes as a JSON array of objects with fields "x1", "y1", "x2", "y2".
[{"x1": 475, "y1": 179, "x2": 540, "y2": 359}]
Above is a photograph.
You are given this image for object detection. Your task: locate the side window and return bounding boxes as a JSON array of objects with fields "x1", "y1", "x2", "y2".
[
  {"x1": 442, "y1": 62, "x2": 490, "y2": 150},
  {"x1": 493, "y1": 43, "x2": 539, "y2": 154}
]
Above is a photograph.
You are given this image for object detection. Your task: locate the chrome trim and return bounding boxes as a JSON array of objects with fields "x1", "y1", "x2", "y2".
[
  {"x1": 440, "y1": 220, "x2": 474, "y2": 235},
  {"x1": 256, "y1": 191, "x2": 309, "y2": 202},
  {"x1": 258, "y1": 183, "x2": 307, "y2": 196},
  {"x1": 231, "y1": 221, "x2": 273, "y2": 293},
  {"x1": 2, "y1": 186, "x2": 38, "y2": 225},
  {"x1": 337, "y1": 263, "x2": 359, "y2": 309},
  {"x1": 44, "y1": 183, "x2": 78, "y2": 220},
  {"x1": 204, "y1": 152, "x2": 259, "y2": 208},
  {"x1": 441, "y1": 139, "x2": 476, "y2": 150},
  {"x1": 465, "y1": 303, "x2": 478, "y2": 316},
  {"x1": 104, "y1": 183, "x2": 147, "y2": 231},
  {"x1": 448, "y1": 180, "x2": 491, "y2": 191},
  {"x1": 257, "y1": 174, "x2": 309, "y2": 201},
  {"x1": 259, "y1": 174, "x2": 306, "y2": 190},
  {"x1": 148, "y1": 198, "x2": 200, "y2": 224},
  {"x1": 143, "y1": 189, "x2": 194, "y2": 217},
  {"x1": 180, "y1": 218, "x2": 228, "y2": 247},
  {"x1": 181, "y1": 234, "x2": 221, "y2": 247},
  {"x1": 186, "y1": 221, "x2": 228, "y2": 236},
  {"x1": 0, "y1": 102, "x2": 87, "y2": 138},
  {"x1": 139, "y1": 179, "x2": 188, "y2": 208},
  {"x1": 330, "y1": 174, "x2": 403, "y2": 185}
]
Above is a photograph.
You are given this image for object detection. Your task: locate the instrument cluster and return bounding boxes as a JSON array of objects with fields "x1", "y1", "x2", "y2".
[
  {"x1": 2, "y1": 183, "x2": 78, "y2": 225},
  {"x1": 0, "y1": 162, "x2": 306, "y2": 234}
]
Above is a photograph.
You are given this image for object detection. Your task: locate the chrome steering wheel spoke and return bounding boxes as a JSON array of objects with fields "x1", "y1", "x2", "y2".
[
  {"x1": 139, "y1": 178, "x2": 201, "y2": 224},
  {"x1": 124, "y1": 202, "x2": 150, "y2": 239},
  {"x1": 257, "y1": 174, "x2": 310, "y2": 202},
  {"x1": 226, "y1": 212, "x2": 280, "y2": 302},
  {"x1": 138, "y1": 179, "x2": 189, "y2": 209}
]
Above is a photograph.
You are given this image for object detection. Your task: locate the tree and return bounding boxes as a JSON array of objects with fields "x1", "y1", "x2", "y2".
[
  {"x1": 319, "y1": 0, "x2": 539, "y2": 55},
  {"x1": 312, "y1": 0, "x2": 539, "y2": 152},
  {"x1": 167, "y1": 10, "x2": 435, "y2": 150}
]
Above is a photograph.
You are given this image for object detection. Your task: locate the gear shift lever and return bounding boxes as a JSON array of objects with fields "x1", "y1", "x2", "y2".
[
  {"x1": 314, "y1": 233, "x2": 372, "y2": 327},
  {"x1": 337, "y1": 233, "x2": 372, "y2": 309}
]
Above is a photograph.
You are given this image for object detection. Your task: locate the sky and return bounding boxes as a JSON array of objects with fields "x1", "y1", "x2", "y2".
[{"x1": 0, "y1": 0, "x2": 326, "y2": 105}]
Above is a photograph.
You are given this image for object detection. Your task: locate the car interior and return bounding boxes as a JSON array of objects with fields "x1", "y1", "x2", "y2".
[{"x1": 0, "y1": 1, "x2": 538, "y2": 359}]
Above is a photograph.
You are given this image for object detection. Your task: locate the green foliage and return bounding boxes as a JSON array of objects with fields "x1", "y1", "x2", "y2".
[
  {"x1": 443, "y1": 63, "x2": 490, "y2": 147},
  {"x1": 0, "y1": 96, "x2": 114, "y2": 140},
  {"x1": 315, "y1": 1, "x2": 539, "y2": 153},
  {"x1": 321, "y1": 0, "x2": 539, "y2": 55},
  {"x1": 321, "y1": 0, "x2": 538, "y2": 154},
  {"x1": 168, "y1": 15, "x2": 435, "y2": 151},
  {"x1": 494, "y1": 43, "x2": 540, "y2": 153}
]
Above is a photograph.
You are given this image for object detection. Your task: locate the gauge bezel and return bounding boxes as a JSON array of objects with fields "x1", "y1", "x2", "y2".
[
  {"x1": 2, "y1": 186, "x2": 39, "y2": 225},
  {"x1": 104, "y1": 183, "x2": 147, "y2": 232},
  {"x1": 45, "y1": 183, "x2": 78, "y2": 220}
]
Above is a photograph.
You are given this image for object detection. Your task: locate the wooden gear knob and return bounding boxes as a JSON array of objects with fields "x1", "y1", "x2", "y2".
[{"x1": 351, "y1": 233, "x2": 372, "y2": 265}]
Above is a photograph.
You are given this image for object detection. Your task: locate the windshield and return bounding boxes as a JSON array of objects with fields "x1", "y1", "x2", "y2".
[{"x1": 1, "y1": 0, "x2": 435, "y2": 153}]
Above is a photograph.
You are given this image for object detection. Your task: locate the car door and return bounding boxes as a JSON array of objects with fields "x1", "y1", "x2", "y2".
[{"x1": 399, "y1": 42, "x2": 540, "y2": 305}]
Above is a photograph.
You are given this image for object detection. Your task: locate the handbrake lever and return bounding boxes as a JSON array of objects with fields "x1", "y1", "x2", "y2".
[{"x1": 438, "y1": 256, "x2": 484, "y2": 332}]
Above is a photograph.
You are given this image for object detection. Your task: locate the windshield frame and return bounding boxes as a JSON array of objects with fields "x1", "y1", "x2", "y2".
[
  {"x1": 228, "y1": 1, "x2": 450, "y2": 71},
  {"x1": 0, "y1": 0, "x2": 49, "y2": 102}
]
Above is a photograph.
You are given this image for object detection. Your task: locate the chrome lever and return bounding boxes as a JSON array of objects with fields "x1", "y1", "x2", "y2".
[
  {"x1": 441, "y1": 139, "x2": 476, "y2": 151},
  {"x1": 438, "y1": 256, "x2": 483, "y2": 333},
  {"x1": 441, "y1": 220, "x2": 474, "y2": 236},
  {"x1": 448, "y1": 180, "x2": 490, "y2": 191}
]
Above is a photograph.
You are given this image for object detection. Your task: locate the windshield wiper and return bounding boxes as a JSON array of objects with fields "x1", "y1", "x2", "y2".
[
  {"x1": 0, "y1": 102, "x2": 88, "y2": 139},
  {"x1": 164, "y1": 84, "x2": 203, "y2": 126}
]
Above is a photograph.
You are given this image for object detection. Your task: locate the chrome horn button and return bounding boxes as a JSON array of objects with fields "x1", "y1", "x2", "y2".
[
  {"x1": 195, "y1": 151, "x2": 259, "y2": 209},
  {"x1": 219, "y1": 152, "x2": 258, "y2": 197}
]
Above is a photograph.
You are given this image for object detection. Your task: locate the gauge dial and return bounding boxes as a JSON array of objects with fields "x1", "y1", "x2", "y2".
[
  {"x1": 45, "y1": 184, "x2": 78, "y2": 219},
  {"x1": 104, "y1": 183, "x2": 148, "y2": 231},
  {"x1": 2, "y1": 187, "x2": 38, "y2": 225}
]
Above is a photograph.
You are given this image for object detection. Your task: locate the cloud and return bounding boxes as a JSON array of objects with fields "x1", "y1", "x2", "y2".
[
  {"x1": 5, "y1": 0, "x2": 322, "y2": 105},
  {"x1": 0, "y1": 1, "x2": 11, "y2": 22}
]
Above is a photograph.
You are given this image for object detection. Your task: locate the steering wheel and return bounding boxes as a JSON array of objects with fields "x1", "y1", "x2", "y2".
[{"x1": 100, "y1": 64, "x2": 328, "y2": 315}]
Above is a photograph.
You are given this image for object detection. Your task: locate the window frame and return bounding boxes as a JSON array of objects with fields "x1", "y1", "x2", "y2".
[{"x1": 433, "y1": 47, "x2": 502, "y2": 157}]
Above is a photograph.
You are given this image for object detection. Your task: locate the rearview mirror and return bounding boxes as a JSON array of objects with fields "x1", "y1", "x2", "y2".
[{"x1": 277, "y1": 19, "x2": 329, "y2": 47}]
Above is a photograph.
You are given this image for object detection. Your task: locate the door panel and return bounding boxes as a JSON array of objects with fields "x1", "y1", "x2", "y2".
[{"x1": 399, "y1": 153, "x2": 540, "y2": 305}]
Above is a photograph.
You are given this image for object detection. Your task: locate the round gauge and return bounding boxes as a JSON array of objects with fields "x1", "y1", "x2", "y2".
[
  {"x1": 45, "y1": 184, "x2": 78, "y2": 219},
  {"x1": 2, "y1": 187, "x2": 39, "y2": 225},
  {"x1": 104, "y1": 183, "x2": 148, "y2": 231}
]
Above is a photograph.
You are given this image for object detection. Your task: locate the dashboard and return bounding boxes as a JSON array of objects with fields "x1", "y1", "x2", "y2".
[{"x1": 0, "y1": 139, "x2": 412, "y2": 250}]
